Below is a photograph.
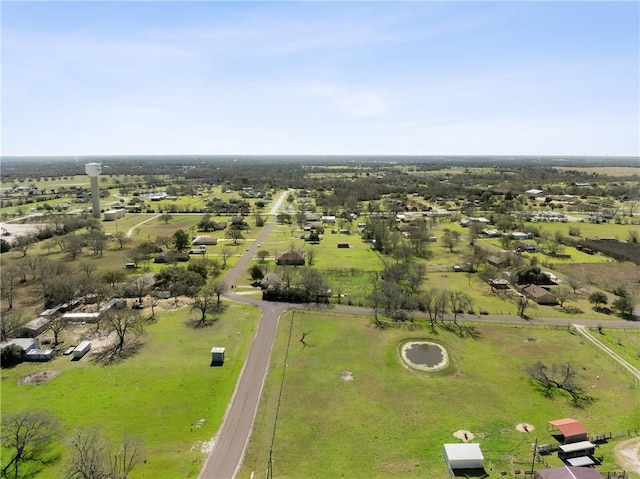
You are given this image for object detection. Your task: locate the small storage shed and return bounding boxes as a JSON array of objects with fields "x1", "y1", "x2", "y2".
[
  {"x1": 211, "y1": 347, "x2": 225, "y2": 365},
  {"x1": 548, "y1": 418, "x2": 588, "y2": 444},
  {"x1": 25, "y1": 349, "x2": 56, "y2": 362},
  {"x1": 73, "y1": 341, "x2": 91, "y2": 359},
  {"x1": 443, "y1": 443, "x2": 484, "y2": 470}
]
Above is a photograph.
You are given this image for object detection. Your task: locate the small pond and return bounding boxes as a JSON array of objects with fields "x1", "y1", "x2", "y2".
[{"x1": 400, "y1": 340, "x2": 449, "y2": 372}]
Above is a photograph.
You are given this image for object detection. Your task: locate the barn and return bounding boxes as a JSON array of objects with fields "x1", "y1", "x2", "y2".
[{"x1": 443, "y1": 443, "x2": 485, "y2": 474}]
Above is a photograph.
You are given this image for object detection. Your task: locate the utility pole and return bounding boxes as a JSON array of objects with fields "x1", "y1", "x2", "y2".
[{"x1": 530, "y1": 437, "x2": 537, "y2": 476}]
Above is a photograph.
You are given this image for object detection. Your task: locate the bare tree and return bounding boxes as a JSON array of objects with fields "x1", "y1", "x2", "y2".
[
  {"x1": 257, "y1": 249, "x2": 270, "y2": 265},
  {"x1": 1, "y1": 411, "x2": 58, "y2": 479},
  {"x1": 13, "y1": 233, "x2": 36, "y2": 257},
  {"x1": 449, "y1": 291, "x2": 472, "y2": 324},
  {"x1": 190, "y1": 283, "x2": 217, "y2": 325},
  {"x1": 527, "y1": 361, "x2": 591, "y2": 406},
  {"x1": 65, "y1": 428, "x2": 108, "y2": 479},
  {"x1": 220, "y1": 246, "x2": 232, "y2": 269},
  {"x1": 101, "y1": 309, "x2": 144, "y2": 358},
  {"x1": 113, "y1": 231, "x2": 130, "y2": 249},
  {"x1": 48, "y1": 316, "x2": 67, "y2": 346},
  {"x1": 1, "y1": 265, "x2": 20, "y2": 310},
  {"x1": 211, "y1": 279, "x2": 229, "y2": 305},
  {"x1": 65, "y1": 428, "x2": 143, "y2": 479},
  {"x1": 555, "y1": 286, "x2": 573, "y2": 309},
  {"x1": 0, "y1": 311, "x2": 22, "y2": 342},
  {"x1": 130, "y1": 275, "x2": 153, "y2": 304},
  {"x1": 65, "y1": 234, "x2": 85, "y2": 260},
  {"x1": 565, "y1": 276, "x2": 584, "y2": 294},
  {"x1": 108, "y1": 434, "x2": 142, "y2": 479},
  {"x1": 441, "y1": 229, "x2": 461, "y2": 253}
]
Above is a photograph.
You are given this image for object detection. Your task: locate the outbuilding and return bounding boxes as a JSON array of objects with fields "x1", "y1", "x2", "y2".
[
  {"x1": 211, "y1": 347, "x2": 225, "y2": 365},
  {"x1": 443, "y1": 443, "x2": 484, "y2": 472},
  {"x1": 548, "y1": 418, "x2": 588, "y2": 444},
  {"x1": 73, "y1": 341, "x2": 91, "y2": 359}
]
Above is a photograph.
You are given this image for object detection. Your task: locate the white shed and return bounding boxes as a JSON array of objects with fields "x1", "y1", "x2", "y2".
[
  {"x1": 211, "y1": 347, "x2": 225, "y2": 365},
  {"x1": 73, "y1": 341, "x2": 91, "y2": 359},
  {"x1": 444, "y1": 443, "x2": 484, "y2": 470}
]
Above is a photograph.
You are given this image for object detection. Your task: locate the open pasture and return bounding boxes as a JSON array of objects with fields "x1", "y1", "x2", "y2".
[
  {"x1": 0, "y1": 302, "x2": 258, "y2": 479},
  {"x1": 240, "y1": 311, "x2": 639, "y2": 479}
]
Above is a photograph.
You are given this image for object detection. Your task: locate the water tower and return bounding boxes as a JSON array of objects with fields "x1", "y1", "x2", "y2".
[{"x1": 85, "y1": 162, "x2": 102, "y2": 218}]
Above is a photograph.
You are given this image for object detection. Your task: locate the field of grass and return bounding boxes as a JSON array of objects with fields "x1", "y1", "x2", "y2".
[
  {"x1": 529, "y1": 221, "x2": 640, "y2": 242},
  {"x1": 240, "y1": 311, "x2": 640, "y2": 479},
  {"x1": 0, "y1": 301, "x2": 259, "y2": 478},
  {"x1": 589, "y1": 328, "x2": 640, "y2": 369}
]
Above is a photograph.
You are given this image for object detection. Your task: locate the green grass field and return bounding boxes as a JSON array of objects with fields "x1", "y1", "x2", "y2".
[
  {"x1": 240, "y1": 311, "x2": 640, "y2": 479},
  {"x1": 0, "y1": 302, "x2": 259, "y2": 478}
]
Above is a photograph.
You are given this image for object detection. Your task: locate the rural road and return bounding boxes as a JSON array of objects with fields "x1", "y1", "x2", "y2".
[
  {"x1": 198, "y1": 191, "x2": 290, "y2": 479},
  {"x1": 198, "y1": 190, "x2": 639, "y2": 479}
]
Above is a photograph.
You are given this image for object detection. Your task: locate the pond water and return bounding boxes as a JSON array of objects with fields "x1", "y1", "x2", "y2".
[{"x1": 400, "y1": 341, "x2": 449, "y2": 372}]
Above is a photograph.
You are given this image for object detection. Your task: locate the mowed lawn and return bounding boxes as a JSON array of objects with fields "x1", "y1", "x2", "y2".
[
  {"x1": 240, "y1": 311, "x2": 640, "y2": 479},
  {"x1": 0, "y1": 302, "x2": 259, "y2": 479}
]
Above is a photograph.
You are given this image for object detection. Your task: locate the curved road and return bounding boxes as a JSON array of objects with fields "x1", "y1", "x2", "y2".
[{"x1": 198, "y1": 190, "x2": 639, "y2": 479}]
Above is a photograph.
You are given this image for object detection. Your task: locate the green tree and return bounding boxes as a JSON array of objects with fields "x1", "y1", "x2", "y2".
[
  {"x1": 159, "y1": 213, "x2": 173, "y2": 224},
  {"x1": 250, "y1": 264, "x2": 264, "y2": 282},
  {"x1": 612, "y1": 295, "x2": 636, "y2": 317},
  {"x1": 588, "y1": 291, "x2": 608, "y2": 309},
  {"x1": 172, "y1": 229, "x2": 190, "y2": 252}
]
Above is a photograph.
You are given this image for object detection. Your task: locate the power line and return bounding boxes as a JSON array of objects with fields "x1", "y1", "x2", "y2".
[{"x1": 267, "y1": 311, "x2": 295, "y2": 479}]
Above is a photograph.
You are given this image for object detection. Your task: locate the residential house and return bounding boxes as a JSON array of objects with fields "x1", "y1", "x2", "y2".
[
  {"x1": 520, "y1": 284, "x2": 557, "y2": 305},
  {"x1": 276, "y1": 251, "x2": 305, "y2": 266}
]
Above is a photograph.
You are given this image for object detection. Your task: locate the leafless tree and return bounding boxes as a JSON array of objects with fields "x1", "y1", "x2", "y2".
[
  {"x1": 449, "y1": 291, "x2": 472, "y2": 324},
  {"x1": 210, "y1": 279, "x2": 228, "y2": 305},
  {"x1": 65, "y1": 428, "x2": 143, "y2": 479},
  {"x1": 48, "y1": 316, "x2": 67, "y2": 346},
  {"x1": 566, "y1": 276, "x2": 584, "y2": 294},
  {"x1": 101, "y1": 309, "x2": 144, "y2": 358},
  {"x1": 130, "y1": 275, "x2": 153, "y2": 304},
  {"x1": 113, "y1": 231, "x2": 130, "y2": 249},
  {"x1": 1, "y1": 265, "x2": 20, "y2": 310},
  {"x1": 527, "y1": 361, "x2": 591, "y2": 406},
  {"x1": 0, "y1": 311, "x2": 23, "y2": 342},
  {"x1": 13, "y1": 233, "x2": 36, "y2": 257},
  {"x1": 190, "y1": 283, "x2": 217, "y2": 325},
  {"x1": 65, "y1": 234, "x2": 85, "y2": 260},
  {"x1": 441, "y1": 229, "x2": 461, "y2": 253},
  {"x1": 65, "y1": 428, "x2": 108, "y2": 479},
  {"x1": 1, "y1": 411, "x2": 58, "y2": 479},
  {"x1": 555, "y1": 286, "x2": 573, "y2": 309}
]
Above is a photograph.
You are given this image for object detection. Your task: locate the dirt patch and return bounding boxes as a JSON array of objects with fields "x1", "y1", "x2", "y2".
[
  {"x1": 515, "y1": 423, "x2": 535, "y2": 433},
  {"x1": 18, "y1": 370, "x2": 60, "y2": 384},
  {"x1": 340, "y1": 371, "x2": 354, "y2": 381},
  {"x1": 613, "y1": 436, "x2": 640, "y2": 475},
  {"x1": 453, "y1": 430, "x2": 474, "y2": 442}
]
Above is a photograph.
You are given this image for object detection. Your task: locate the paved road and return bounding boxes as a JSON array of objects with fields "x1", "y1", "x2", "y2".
[
  {"x1": 198, "y1": 191, "x2": 289, "y2": 479},
  {"x1": 198, "y1": 190, "x2": 639, "y2": 478}
]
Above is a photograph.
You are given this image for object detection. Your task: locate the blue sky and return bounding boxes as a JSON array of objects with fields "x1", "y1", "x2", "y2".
[{"x1": 2, "y1": 1, "x2": 638, "y2": 157}]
